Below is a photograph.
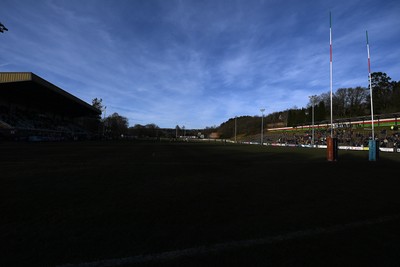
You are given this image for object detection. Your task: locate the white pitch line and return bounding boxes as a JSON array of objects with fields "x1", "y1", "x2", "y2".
[{"x1": 56, "y1": 214, "x2": 400, "y2": 267}]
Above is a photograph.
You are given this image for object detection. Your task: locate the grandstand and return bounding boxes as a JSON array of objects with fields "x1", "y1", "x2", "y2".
[
  {"x1": 0, "y1": 72, "x2": 101, "y2": 141},
  {"x1": 265, "y1": 113, "x2": 400, "y2": 150}
]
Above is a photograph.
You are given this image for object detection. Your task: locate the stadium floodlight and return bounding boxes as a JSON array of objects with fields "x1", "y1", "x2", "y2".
[
  {"x1": 309, "y1": 95, "x2": 317, "y2": 147},
  {"x1": 0, "y1": 22, "x2": 8, "y2": 33},
  {"x1": 260, "y1": 108, "x2": 265, "y2": 145}
]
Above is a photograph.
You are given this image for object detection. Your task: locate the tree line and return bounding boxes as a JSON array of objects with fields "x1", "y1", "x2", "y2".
[
  {"x1": 217, "y1": 72, "x2": 400, "y2": 139},
  {"x1": 88, "y1": 72, "x2": 399, "y2": 140},
  {"x1": 90, "y1": 99, "x2": 204, "y2": 139}
]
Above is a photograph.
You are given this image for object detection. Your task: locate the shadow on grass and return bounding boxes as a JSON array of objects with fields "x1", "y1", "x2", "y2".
[{"x1": 0, "y1": 140, "x2": 399, "y2": 266}]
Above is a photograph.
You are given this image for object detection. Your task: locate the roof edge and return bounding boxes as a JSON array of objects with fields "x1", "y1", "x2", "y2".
[
  {"x1": 1, "y1": 72, "x2": 101, "y2": 115},
  {"x1": 0, "y1": 72, "x2": 33, "y2": 83}
]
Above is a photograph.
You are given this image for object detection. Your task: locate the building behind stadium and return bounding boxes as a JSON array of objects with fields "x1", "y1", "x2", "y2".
[{"x1": 0, "y1": 72, "x2": 101, "y2": 141}]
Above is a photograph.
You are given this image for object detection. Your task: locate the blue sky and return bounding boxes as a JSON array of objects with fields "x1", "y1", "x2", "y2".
[{"x1": 1, "y1": 0, "x2": 399, "y2": 129}]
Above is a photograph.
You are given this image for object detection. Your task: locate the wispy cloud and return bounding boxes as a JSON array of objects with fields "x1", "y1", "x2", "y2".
[{"x1": 1, "y1": 0, "x2": 399, "y2": 128}]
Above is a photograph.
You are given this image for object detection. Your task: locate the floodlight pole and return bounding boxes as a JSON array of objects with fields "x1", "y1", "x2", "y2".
[
  {"x1": 309, "y1": 95, "x2": 316, "y2": 147},
  {"x1": 260, "y1": 108, "x2": 265, "y2": 145},
  {"x1": 234, "y1": 116, "x2": 237, "y2": 143}
]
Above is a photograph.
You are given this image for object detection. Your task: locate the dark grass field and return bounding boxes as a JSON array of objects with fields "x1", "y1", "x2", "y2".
[{"x1": 1, "y1": 140, "x2": 400, "y2": 267}]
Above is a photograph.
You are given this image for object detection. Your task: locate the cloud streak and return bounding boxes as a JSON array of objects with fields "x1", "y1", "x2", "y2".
[{"x1": 1, "y1": 0, "x2": 399, "y2": 128}]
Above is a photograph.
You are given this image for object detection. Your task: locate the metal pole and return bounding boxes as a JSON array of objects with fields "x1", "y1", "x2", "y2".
[
  {"x1": 312, "y1": 100, "x2": 315, "y2": 146},
  {"x1": 309, "y1": 95, "x2": 316, "y2": 147},
  {"x1": 366, "y1": 31, "x2": 375, "y2": 141},
  {"x1": 102, "y1": 106, "x2": 106, "y2": 139},
  {"x1": 234, "y1": 116, "x2": 237, "y2": 143},
  {"x1": 329, "y1": 12, "x2": 333, "y2": 138},
  {"x1": 260, "y1": 108, "x2": 265, "y2": 145}
]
